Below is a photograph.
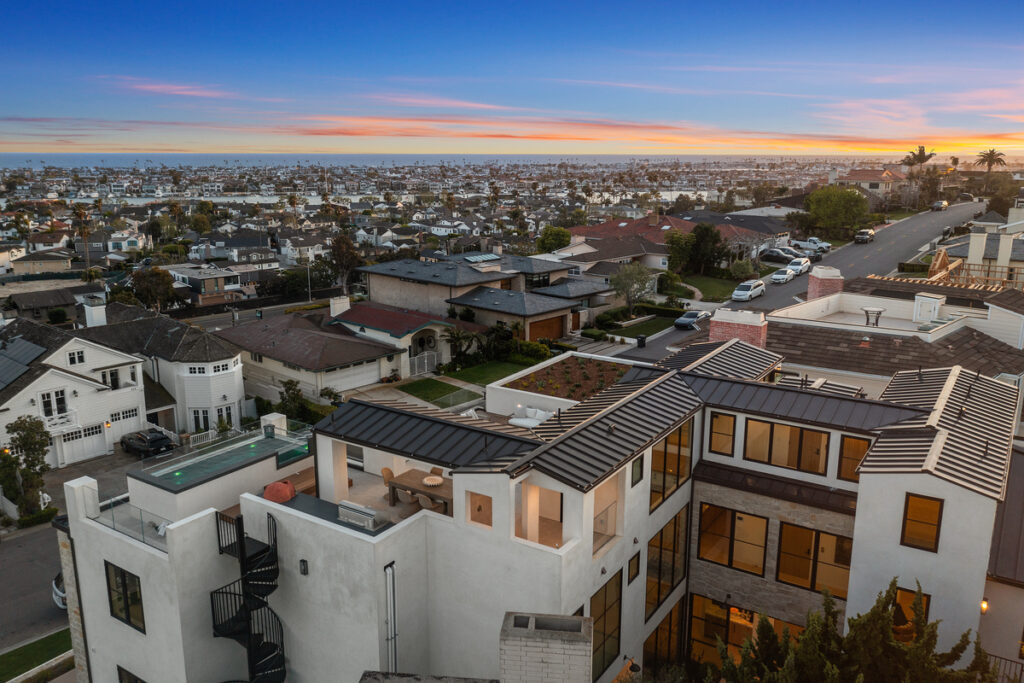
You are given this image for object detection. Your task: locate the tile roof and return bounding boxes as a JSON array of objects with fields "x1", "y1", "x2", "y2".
[
  {"x1": 559, "y1": 236, "x2": 666, "y2": 263},
  {"x1": 333, "y1": 302, "x2": 469, "y2": 337},
  {"x1": 76, "y1": 303, "x2": 237, "y2": 362},
  {"x1": 944, "y1": 234, "x2": 1024, "y2": 262},
  {"x1": 530, "y1": 279, "x2": 614, "y2": 299},
  {"x1": 358, "y1": 258, "x2": 513, "y2": 287},
  {"x1": 446, "y1": 287, "x2": 572, "y2": 317},
  {"x1": 10, "y1": 288, "x2": 77, "y2": 309},
  {"x1": 766, "y1": 322, "x2": 1024, "y2": 378},
  {"x1": 984, "y1": 289, "x2": 1024, "y2": 316},
  {"x1": 438, "y1": 251, "x2": 569, "y2": 274}
]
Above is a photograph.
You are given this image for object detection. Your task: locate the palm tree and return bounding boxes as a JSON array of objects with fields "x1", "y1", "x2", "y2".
[
  {"x1": 901, "y1": 146, "x2": 936, "y2": 207},
  {"x1": 441, "y1": 326, "x2": 473, "y2": 367},
  {"x1": 974, "y1": 148, "x2": 1006, "y2": 192}
]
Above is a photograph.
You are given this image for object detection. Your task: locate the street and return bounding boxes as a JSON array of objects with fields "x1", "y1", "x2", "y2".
[
  {"x1": 184, "y1": 300, "x2": 318, "y2": 331},
  {"x1": 620, "y1": 202, "x2": 981, "y2": 361},
  {"x1": 0, "y1": 527, "x2": 66, "y2": 652}
]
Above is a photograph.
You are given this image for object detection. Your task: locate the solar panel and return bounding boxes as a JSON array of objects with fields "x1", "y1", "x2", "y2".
[
  {"x1": 2, "y1": 338, "x2": 46, "y2": 365},
  {"x1": 0, "y1": 356, "x2": 30, "y2": 392},
  {"x1": 465, "y1": 253, "x2": 500, "y2": 262}
]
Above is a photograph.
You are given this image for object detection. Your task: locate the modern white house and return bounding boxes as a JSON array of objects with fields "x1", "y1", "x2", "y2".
[
  {"x1": 53, "y1": 324, "x2": 1024, "y2": 683},
  {"x1": 0, "y1": 318, "x2": 146, "y2": 468}
]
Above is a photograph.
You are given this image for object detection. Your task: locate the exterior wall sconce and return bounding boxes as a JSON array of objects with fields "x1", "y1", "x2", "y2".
[
  {"x1": 600, "y1": 567, "x2": 607, "y2": 575},
  {"x1": 29, "y1": 398, "x2": 35, "y2": 405},
  {"x1": 299, "y1": 559, "x2": 309, "y2": 575},
  {"x1": 221, "y1": 394, "x2": 228, "y2": 401},
  {"x1": 981, "y1": 598, "x2": 989, "y2": 614},
  {"x1": 105, "y1": 421, "x2": 111, "y2": 429},
  {"x1": 72, "y1": 390, "x2": 78, "y2": 397},
  {"x1": 633, "y1": 537, "x2": 639, "y2": 544}
]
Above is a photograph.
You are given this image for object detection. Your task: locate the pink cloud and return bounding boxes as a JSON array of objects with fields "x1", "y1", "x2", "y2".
[
  {"x1": 364, "y1": 93, "x2": 516, "y2": 110},
  {"x1": 553, "y1": 79, "x2": 823, "y2": 100}
]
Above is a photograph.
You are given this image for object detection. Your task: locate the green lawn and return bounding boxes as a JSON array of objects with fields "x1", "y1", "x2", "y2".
[
  {"x1": 0, "y1": 628, "x2": 71, "y2": 680},
  {"x1": 618, "y1": 317, "x2": 676, "y2": 337},
  {"x1": 684, "y1": 275, "x2": 742, "y2": 303},
  {"x1": 884, "y1": 209, "x2": 921, "y2": 222},
  {"x1": 446, "y1": 361, "x2": 530, "y2": 385},
  {"x1": 661, "y1": 283, "x2": 696, "y2": 299},
  {"x1": 399, "y1": 378, "x2": 460, "y2": 402}
]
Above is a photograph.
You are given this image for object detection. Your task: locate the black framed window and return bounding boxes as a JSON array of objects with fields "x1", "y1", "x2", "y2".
[
  {"x1": 900, "y1": 494, "x2": 943, "y2": 552},
  {"x1": 698, "y1": 504, "x2": 767, "y2": 576},
  {"x1": 650, "y1": 418, "x2": 692, "y2": 512},
  {"x1": 117, "y1": 666, "x2": 147, "y2": 683},
  {"x1": 893, "y1": 587, "x2": 930, "y2": 642},
  {"x1": 690, "y1": 594, "x2": 803, "y2": 668},
  {"x1": 590, "y1": 568, "x2": 622, "y2": 681},
  {"x1": 709, "y1": 413, "x2": 735, "y2": 455},
  {"x1": 643, "y1": 595, "x2": 685, "y2": 675},
  {"x1": 628, "y1": 552, "x2": 641, "y2": 584},
  {"x1": 744, "y1": 418, "x2": 829, "y2": 475},
  {"x1": 646, "y1": 506, "x2": 688, "y2": 620},
  {"x1": 776, "y1": 523, "x2": 852, "y2": 599},
  {"x1": 838, "y1": 435, "x2": 871, "y2": 482},
  {"x1": 631, "y1": 455, "x2": 644, "y2": 487},
  {"x1": 105, "y1": 561, "x2": 145, "y2": 632}
]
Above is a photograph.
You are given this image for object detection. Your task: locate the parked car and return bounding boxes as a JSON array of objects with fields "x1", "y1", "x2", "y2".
[
  {"x1": 855, "y1": 229, "x2": 875, "y2": 243},
  {"x1": 120, "y1": 429, "x2": 174, "y2": 457},
  {"x1": 802, "y1": 249, "x2": 823, "y2": 262},
  {"x1": 958, "y1": 193, "x2": 974, "y2": 202},
  {"x1": 786, "y1": 257, "x2": 812, "y2": 275},
  {"x1": 931, "y1": 200, "x2": 949, "y2": 211},
  {"x1": 52, "y1": 571, "x2": 66, "y2": 609},
  {"x1": 760, "y1": 248, "x2": 793, "y2": 263},
  {"x1": 731, "y1": 279, "x2": 766, "y2": 301},
  {"x1": 790, "y1": 236, "x2": 832, "y2": 253},
  {"x1": 776, "y1": 246, "x2": 805, "y2": 260},
  {"x1": 673, "y1": 310, "x2": 712, "y2": 329},
  {"x1": 771, "y1": 268, "x2": 795, "y2": 284}
]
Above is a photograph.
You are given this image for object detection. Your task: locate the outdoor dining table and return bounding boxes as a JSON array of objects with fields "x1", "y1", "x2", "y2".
[{"x1": 388, "y1": 468, "x2": 454, "y2": 514}]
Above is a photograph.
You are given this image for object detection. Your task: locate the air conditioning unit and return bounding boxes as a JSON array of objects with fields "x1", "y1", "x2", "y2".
[{"x1": 338, "y1": 500, "x2": 382, "y2": 531}]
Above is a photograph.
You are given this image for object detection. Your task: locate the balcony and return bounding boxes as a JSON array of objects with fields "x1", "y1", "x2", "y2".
[
  {"x1": 593, "y1": 500, "x2": 617, "y2": 553},
  {"x1": 514, "y1": 481, "x2": 564, "y2": 550},
  {"x1": 88, "y1": 496, "x2": 169, "y2": 552},
  {"x1": 43, "y1": 409, "x2": 78, "y2": 431}
]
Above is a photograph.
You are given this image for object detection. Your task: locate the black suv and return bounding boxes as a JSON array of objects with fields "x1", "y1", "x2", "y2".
[
  {"x1": 855, "y1": 229, "x2": 875, "y2": 243},
  {"x1": 120, "y1": 429, "x2": 175, "y2": 457}
]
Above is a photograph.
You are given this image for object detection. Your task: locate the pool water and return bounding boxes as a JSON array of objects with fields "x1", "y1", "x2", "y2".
[{"x1": 150, "y1": 437, "x2": 308, "y2": 487}]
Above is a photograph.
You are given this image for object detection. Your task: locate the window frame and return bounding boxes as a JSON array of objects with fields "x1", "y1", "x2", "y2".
[
  {"x1": 649, "y1": 417, "x2": 693, "y2": 513},
  {"x1": 590, "y1": 568, "x2": 622, "y2": 681},
  {"x1": 708, "y1": 412, "x2": 735, "y2": 456},
  {"x1": 837, "y1": 435, "x2": 871, "y2": 482},
  {"x1": 900, "y1": 493, "x2": 943, "y2": 553},
  {"x1": 697, "y1": 503, "x2": 768, "y2": 577},
  {"x1": 631, "y1": 454, "x2": 644, "y2": 488},
  {"x1": 742, "y1": 418, "x2": 830, "y2": 476},
  {"x1": 628, "y1": 552, "x2": 641, "y2": 584},
  {"x1": 775, "y1": 521, "x2": 852, "y2": 599},
  {"x1": 646, "y1": 505, "x2": 689, "y2": 620},
  {"x1": 104, "y1": 560, "x2": 145, "y2": 633}
]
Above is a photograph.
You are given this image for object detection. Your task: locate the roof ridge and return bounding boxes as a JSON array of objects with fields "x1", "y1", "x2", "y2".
[
  {"x1": 926, "y1": 365, "x2": 962, "y2": 428},
  {"x1": 334, "y1": 398, "x2": 539, "y2": 444}
]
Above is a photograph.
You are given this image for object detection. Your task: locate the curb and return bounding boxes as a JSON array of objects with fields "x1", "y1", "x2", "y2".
[{"x1": 8, "y1": 650, "x2": 73, "y2": 683}]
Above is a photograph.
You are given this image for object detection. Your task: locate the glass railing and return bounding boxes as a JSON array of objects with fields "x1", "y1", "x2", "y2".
[
  {"x1": 89, "y1": 498, "x2": 169, "y2": 552},
  {"x1": 593, "y1": 500, "x2": 617, "y2": 553}
]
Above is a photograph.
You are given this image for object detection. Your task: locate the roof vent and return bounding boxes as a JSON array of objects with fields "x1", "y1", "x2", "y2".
[{"x1": 607, "y1": 423, "x2": 616, "y2": 433}]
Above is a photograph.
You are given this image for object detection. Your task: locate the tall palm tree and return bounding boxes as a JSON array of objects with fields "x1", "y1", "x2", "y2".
[
  {"x1": 901, "y1": 146, "x2": 936, "y2": 207},
  {"x1": 975, "y1": 149, "x2": 1006, "y2": 192}
]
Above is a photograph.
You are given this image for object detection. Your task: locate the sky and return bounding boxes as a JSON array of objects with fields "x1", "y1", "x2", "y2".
[{"x1": 2, "y1": 0, "x2": 1023, "y2": 157}]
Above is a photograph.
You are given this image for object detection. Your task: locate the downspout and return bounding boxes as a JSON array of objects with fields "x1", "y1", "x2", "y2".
[{"x1": 384, "y1": 562, "x2": 398, "y2": 672}]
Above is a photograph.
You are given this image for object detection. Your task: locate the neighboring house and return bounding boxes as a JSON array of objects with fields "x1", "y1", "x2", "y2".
[
  {"x1": 53, "y1": 328, "x2": 1024, "y2": 682},
  {"x1": 9, "y1": 288, "x2": 78, "y2": 323},
  {"x1": 446, "y1": 286, "x2": 576, "y2": 340},
  {"x1": 76, "y1": 302, "x2": 244, "y2": 433},
  {"x1": 107, "y1": 228, "x2": 151, "y2": 253},
  {"x1": 834, "y1": 168, "x2": 906, "y2": 196},
  {"x1": 530, "y1": 278, "x2": 619, "y2": 328},
  {"x1": 0, "y1": 241, "x2": 27, "y2": 272},
  {"x1": 26, "y1": 230, "x2": 73, "y2": 253},
  {"x1": 11, "y1": 248, "x2": 75, "y2": 274},
  {"x1": 163, "y1": 263, "x2": 246, "y2": 305},
  {"x1": 554, "y1": 235, "x2": 670, "y2": 275},
  {"x1": 278, "y1": 234, "x2": 327, "y2": 265},
  {"x1": 0, "y1": 318, "x2": 146, "y2": 468},
  {"x1": 214, "y1": 310, "x2": 403, "y2": 402},
  {"x1": 359, "y1": 258, "x2": 514, "y2": 317}
]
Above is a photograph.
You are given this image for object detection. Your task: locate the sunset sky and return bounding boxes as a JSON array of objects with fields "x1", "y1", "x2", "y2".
[{"x1": 2, "y1": 0, "x2": 1023, "y2": 156}]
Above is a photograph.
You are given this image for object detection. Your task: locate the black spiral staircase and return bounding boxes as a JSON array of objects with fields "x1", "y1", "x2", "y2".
[{"x1": 211, "y1": 512, "x2": 286, "y2": 683}]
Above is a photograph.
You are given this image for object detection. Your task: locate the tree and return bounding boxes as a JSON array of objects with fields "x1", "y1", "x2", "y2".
[
  {"x1": 535, "y1": 226, "x2": 571, "y2": 253},
  {"x1": 327, "y1": 234, "x2": 363, "y2": 294},
  {"x1": 671, "y1": 193, "x2": 696, "y2": 214},
  {"x1": 276, "y1": 379, "x2": 306, "y2": 421},
  {"x1": 442, "y1": 326, "x2": 475, "y2": 367},
  {"x1": 689, "y1": 223, "x2": 729, "y2": 275},
  {"x1": 610, "y1": 261, "x2": 652, "y2": 316},
  {"x1": 5, "y1": 416, "x2": 51, "y2": 514},
  {"x1": 804, "y1": 187, "x2": 869, "y2": 237},
  {"x1": 190, "y1": 213, "x2": 211, "y2": 233},
  {"x1": 902, "y1": 145, "x2": 936, "y2": 175},
  {"x1": 47, "y1": 308, "x2": 68, "y2": 325},
  {"x1": 974, "y1": 149, "x2": 1007, "y2": 192},
  {"x1": 665, "y1": 231, "x2": 695, "y2": 273},
  {"x1": 131, "y1": 268, "x2": 178, "y2": 311}
]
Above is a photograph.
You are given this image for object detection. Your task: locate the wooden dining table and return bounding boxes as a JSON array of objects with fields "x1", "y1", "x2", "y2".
[{"x1": 388, "y1": 468, "x2": 454, "y2": 514}]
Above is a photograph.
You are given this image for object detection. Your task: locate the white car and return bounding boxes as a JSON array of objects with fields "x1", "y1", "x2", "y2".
[
  {"x1": 731, "y1": 279, "x2": 766, "y2": 301},
  {"x1": 771, "y1": 268, "x2": 795, "y2": 284},
  {"x1": 786, "y1": 258, "x2": 811, "y2": 275}
]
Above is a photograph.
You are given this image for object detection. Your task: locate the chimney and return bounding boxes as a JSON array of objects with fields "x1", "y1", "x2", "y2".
[
  {"x1": 807, "y1": 266, "x2": 844, "y2": 300},
  {"x1": 709, "y1": 309, "x2": 767, "y2": 348},
  {"x1": 500, "y1": 612, "x2": 592, "y2": 683},
  {"x1": 329, "y1": 295, "x2": 350, "y2": 317},
  {"x1": 997, "y1": 233, "x2": 1014, "y2": 268},
  {"x1": 492, "y1": 242, "x2": 503, "y2": 255},
  {"x1": 82, "y1": 296, "x2": 107, "y2": 327},
  {"x1": 648, "y1": 211, "x2": 658, "y2": 226},
  {"x1": 966, "y1": 229, "x2": 987, "y2": 265}
]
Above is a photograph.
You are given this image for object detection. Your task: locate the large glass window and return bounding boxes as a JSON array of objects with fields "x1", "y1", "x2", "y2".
[
  {"x1": 893, "y1": 587, "x2": 930, "y2": 642},
  {"x1": 709, "y1": 413, "x2": 735, "y2": 455},
  {"x1": 690, "y1": 595, "x2": 804, "y2": 667},
  {"x1": 901, "y1": 494, "x2": 942, "y2": 552},
  {"x1": 591, "y1": 569, "x2": 622, "y2": 681},
  {"x1": 698, "y1": 504, "x2": 767, "y2": 576},
  {"x1": 776, "y1": 523, "x2": 852, "y2": 599},
  {"x1": 105, "y1": 561, "x2": 145, "y2": 632},
  {"x1": 643, "y1": 595, "x2": 684, "y2": 675},
  {"x1": 838, "y1": 436, "x2": 871, "y2": 482},
  {"x1": 744, "y1": 419, "x2": 829, "y2": 475},
  {"x1": 646, "y1": 506, "x2": 688, "y2": 620},
  {"x1": 650, "y1": 418, "x2": 692, "y2": 512}
]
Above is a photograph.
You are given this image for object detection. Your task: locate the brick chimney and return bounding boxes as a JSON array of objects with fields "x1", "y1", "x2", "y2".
[
  {"x1": 807, "y1": 266, "x2": 844, "y2": 300},
  {"x1": 709, "y1": 309, "x2": 767, "y2": 348},
  {"x1": 648, "y1": 211, "x2": 658, "y2": 226},
  {"x1": 500, "y1": 612, "x2": 592, "y2": 683}
]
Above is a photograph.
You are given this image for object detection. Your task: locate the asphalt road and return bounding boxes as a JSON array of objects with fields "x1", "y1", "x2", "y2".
[
  {"x1": 0, "y1": 526, "x2": 67, "y2": 652},
  {"x1": 620, "y1": 202, "x2": 981, "y2": 361},
  {"x1": 185, "y1": 300, "x2": 318, "y2": 331}
]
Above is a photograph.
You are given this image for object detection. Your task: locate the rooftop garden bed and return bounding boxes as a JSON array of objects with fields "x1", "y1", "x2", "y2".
[
  {"x1": 505, "y1": 356, "x2": 628, "y2": 402},
  {"x1": 444, "y1": 360, "x2": 531, "y2": 386}
]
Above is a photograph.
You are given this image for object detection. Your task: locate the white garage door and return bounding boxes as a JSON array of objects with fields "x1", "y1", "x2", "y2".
[
  {"x1": 60, "y1": 424, "x2": 108, "y2": 465},
  {"x1": 327, "y1": 360, "x2": 380, "y2": 392}
]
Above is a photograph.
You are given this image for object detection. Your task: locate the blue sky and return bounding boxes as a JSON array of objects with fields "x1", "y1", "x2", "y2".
[{"x1": 2, "y1": 0, "x2": 1022, "y2": 154}]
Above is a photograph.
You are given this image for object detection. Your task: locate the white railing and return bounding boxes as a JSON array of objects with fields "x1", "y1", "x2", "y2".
[
  {"x1": 43, "y1": 409, "x2": 78, "y2": 431},
  {"x1": 145, "y1": 421, "x2": 180, "y2": 445},
  {"x1": 187, "y1": 429, "x2": 218, "y2": 448}
]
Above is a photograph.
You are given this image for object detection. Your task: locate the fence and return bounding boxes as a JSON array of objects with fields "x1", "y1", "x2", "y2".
[
  {"x1": 145, "y1": 421, "x2": 180, "y2": 445},
  {"x1": 989, "y1": 653, "x2": 1024, "y2": 683},
  {"x1": 433, "y1": 387, "x2": 483, "y2": 410},
  {"x1": 89, "y1": 499, "x2": 169, "y2": 551},
  {"x1": 410, "y1": 351, "x2": 441, "y2": 376},
  {"x1": 0, "y1": 486, "x2": 19, "y2": 520}
]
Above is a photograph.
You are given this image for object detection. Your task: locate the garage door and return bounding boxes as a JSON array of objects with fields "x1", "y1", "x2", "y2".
[
  {"x1": 529, "y1": 316, "x2": 563, "y2": 341},
  {"x1": 328, "y1": 359, "x2": 381, "y2": 391},
  {"x1": 60, "y1": 425, "x2": 108, "y2": 465}
]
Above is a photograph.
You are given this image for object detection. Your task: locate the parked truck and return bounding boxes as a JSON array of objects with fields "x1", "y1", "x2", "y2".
[{"x1": 789, "y1": 236, "x2": 832, "y2": 253}]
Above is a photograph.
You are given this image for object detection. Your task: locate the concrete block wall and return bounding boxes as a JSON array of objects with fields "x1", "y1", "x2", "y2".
[
  {"x1": 708, "y1": 309, "x2": 767, "y2": 348},
  {"x1": 499, "y1": 612, "x2": 592, "y2": 683}
]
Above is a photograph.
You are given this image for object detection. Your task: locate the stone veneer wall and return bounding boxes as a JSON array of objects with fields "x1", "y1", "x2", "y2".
[
  {"x1": 499, "y1": 612, "x2": 592, "y2": 683},
  {"x1": 688, "y1": 480, "x2": 853, "y2": 626},
  {"x1": 57, "y1": 527, "x2": 90, "y2": 683},
  {"x1": 807, "y1": 267, "x2": 845, "y2": 301},
  {"x1": 708, "y1": 310, "x2": 767, "y2": 348}
]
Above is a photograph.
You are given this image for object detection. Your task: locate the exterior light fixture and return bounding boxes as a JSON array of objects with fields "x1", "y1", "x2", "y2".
[
  {"x1": 221, "y1": 394, "x2": 228, "y2": 401},
  {"x1": 300, "y1": 559, "x2": 309, "y2": 575},
  {"x1": 72, "y1": 390, "x2": 78, "y2": 397},
  {"x1": 29, "y1": 398, "x2": 35, "y2": 405},
  {"x1": 981, "y1": 598, "x2": 989, "y2": 614},
  {"x1": 105, "y1": 421, "x2": 111, "y2": 428}
]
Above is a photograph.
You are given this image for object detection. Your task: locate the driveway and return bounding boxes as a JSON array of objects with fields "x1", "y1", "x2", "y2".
[{"x1": 41, "y1": 446, "x2": 140, "y2": 513}]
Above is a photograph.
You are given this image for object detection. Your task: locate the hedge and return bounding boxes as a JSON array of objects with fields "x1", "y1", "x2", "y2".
[
  {"x1": 597, "y1": 303, "x2": 689, "y2": 329},
  {"x1": 580, "y1": 328, "x2": 607, "y2": 341},
  {"x1": 17, "y1": 506, "x2": 59, "y2": 529},
  {"x1": 898, "y1": 262, "x2": 930, "y2": 273},
  {"x1": 518, "y1": 340, "x2": 552, "y2": 360}
]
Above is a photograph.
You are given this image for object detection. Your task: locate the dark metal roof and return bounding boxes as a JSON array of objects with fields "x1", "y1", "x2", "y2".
[
  {"x1": 694, "y1": 460, "x2": 857, "y2": 515},
  {"x1": 656, "y1": 341, "x2": 727, "y2": 370},
  {"x1": 438, "y1": 251, "x2": 569, "y2": 275},
  {"x1": 989, "y1": 448, "x2": 1024, "y2": 585},
  {"x1": 775, "y1": 374, "x2": 866, "y2": 397},
  {"x1": 314, "y1": 399, "x2": 540, "y2": 469},
  {"x1": 532, "y1": 378, "x2": 660, "y2": 442},
  {"x1": 358, "y1": 258, "x2": 512, "y2": 287},
  {"x1": 530, "y1": 279, "x2": 614, "y2": 299},
  {"x1": 446, "y1": 286, "x2": 572, "y2": 317},
  {"x1": 658, "y1": 338, "x2": 781, "y2": 380}
]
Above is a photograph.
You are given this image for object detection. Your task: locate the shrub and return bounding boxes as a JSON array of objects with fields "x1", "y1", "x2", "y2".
[
  {"x1": 729, "y1": 259, "x2": 756, "y2": 280},
  {"x1": 517, "y1": 340, "x2": 551, "y2": 360},
  {"x1": 457, "y1": 307, "x2": 476, "y2": 322},
  {"x1": 16, "y1": 506, "x2": 58, "y2": 529},
  {"x1": 580, "y1": 328, "x2": 607, "y2": 341},
  {"x1": 254, "y1": 396, "x2": 274, "y2": 416},
  {"x1": 506, "y1": 352, "x2": 540, "y2": 366},
  {"x1": 657, "y1": 270, "x2": 682, "y2": 293},
  {"x1": 47, "y1": 308, "x2": 68, "y2": 324}
]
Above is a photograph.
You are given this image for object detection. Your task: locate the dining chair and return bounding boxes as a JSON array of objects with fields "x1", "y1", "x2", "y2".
[
  {"x1": 381, "y1": 467, "x2": 395, "y2": 501},
  {"x1": 397, "y1": 489, "x2": 417, "y2": 505},
  {"x1": 416, "y1": 493, "x2": 443, "y2": 512},
  {"x1": 430, "y1": 467, "x2": 443, "y2": 476}
]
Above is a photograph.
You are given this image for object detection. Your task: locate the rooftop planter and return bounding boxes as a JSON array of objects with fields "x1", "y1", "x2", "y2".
[{"x1": 505, "y1": 356, "x2": 628, "y2": 402}]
